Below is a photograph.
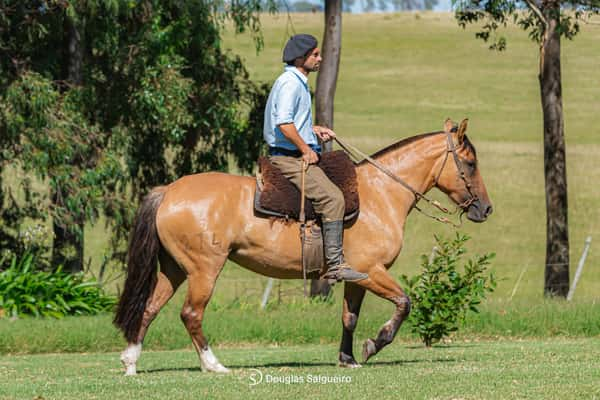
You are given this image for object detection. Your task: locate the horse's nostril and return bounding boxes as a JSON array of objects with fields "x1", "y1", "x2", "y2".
[{"x1": 485, "y1": 205, "x2": 493, "y2": 217}]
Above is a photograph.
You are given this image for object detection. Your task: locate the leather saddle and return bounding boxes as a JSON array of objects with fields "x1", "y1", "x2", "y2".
[{"x1": 254, "y1": 150, "x2": 360, "y2": 222}]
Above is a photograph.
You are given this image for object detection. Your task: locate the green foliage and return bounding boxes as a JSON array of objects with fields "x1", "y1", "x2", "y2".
[
  {"x1": 0, "y1": 0, "x2": 272, "y2": 269},
  {"x1": 0, "y1": 252, "x2": 116, "y2": 318},
  {"x1": 453, "y1": 0, "x2": 600, "y2": 50},
  {"x1": 0, "y1": 70, "x2": 130, "y2": 267},
  {"x1": 400, "y1": 233, "x2": 496, "y2": 346}
]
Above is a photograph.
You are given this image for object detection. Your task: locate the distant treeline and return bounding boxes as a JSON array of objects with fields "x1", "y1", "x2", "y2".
[{"x1": 278, "y1": 0, "x2": 439, "y2": 13}]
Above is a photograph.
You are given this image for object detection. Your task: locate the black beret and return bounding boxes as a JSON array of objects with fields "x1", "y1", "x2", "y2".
[{"x1": 282, "y1": 34, "x2": 318, "y2": 63}]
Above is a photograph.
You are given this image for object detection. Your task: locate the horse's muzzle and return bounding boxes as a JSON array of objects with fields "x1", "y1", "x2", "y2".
[{"x1": 466, "y1": 199, "x2": 493, "y2": 223}]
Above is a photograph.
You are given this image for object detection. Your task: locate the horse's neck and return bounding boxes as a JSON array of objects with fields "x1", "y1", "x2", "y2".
[{"x1": 356, "y1": 134, "x2": 445, "y2": 216}]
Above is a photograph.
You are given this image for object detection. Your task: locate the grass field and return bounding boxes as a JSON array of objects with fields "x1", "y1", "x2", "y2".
[
  {"x1": 2, "y1": 338, "x2": 599, "y2": 399},
  {"x1": 220, "y1": 12, "x2": 600, "y2": 301},
  {"x1": 2, "y1": 296, "x2": 600, "y2": 355}
]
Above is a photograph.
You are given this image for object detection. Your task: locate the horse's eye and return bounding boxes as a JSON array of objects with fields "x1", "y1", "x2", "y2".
[{"x1": 465, "y1": 160, "x2": 476, "y2": 170}]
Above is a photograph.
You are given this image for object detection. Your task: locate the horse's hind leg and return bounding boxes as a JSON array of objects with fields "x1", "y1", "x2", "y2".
[
  {"x1": 180, "y1": 256, "x2": 229, "y2": 373},
  {"x1": 356, "y1": 264, "x2": 411, "y2": 363},
  {"x1": 338, "y1": 283, "x2": 366, "y2": 368},
  {"x1": 121, "y1": 251, "x2": 186, "y2": 375}
]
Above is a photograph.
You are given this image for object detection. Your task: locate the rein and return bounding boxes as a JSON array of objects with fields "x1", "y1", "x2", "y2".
[{"x1": 334, "y1": 133, "x2": 477, "y2": 228}]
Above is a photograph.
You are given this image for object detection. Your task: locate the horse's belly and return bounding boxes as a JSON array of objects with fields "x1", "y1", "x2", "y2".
[{"x1": 228, "y1": 250, "x2": 303, "y2": 279}]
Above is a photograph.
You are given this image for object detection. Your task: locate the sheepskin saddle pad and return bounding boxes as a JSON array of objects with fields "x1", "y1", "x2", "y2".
[{"x1": 254, "y1": 150, "x2": 359, "y2": 222}]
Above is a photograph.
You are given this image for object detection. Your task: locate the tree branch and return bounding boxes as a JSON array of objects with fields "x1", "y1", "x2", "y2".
[{"x1": 523, "y1": 0, "x2": 548, "y2": 27}]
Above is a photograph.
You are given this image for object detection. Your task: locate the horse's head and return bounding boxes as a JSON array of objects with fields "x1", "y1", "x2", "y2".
[{"x1": 434, "y1": 118, "x2": 493, "y2": 223}]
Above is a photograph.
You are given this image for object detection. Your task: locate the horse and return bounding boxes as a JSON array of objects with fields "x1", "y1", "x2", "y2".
[{"x1": 113, "y1": 118, "x2": 492, "y2": 375}]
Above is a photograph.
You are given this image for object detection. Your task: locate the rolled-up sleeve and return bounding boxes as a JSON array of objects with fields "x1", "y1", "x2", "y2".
[{"x1": 273, "y1": 80, "x2": 299, "y2": 126}]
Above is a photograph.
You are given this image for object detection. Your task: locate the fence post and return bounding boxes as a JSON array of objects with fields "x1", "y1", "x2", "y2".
[
  {"x1": 261, "y1": 278, "x2": 275, "y2": 309},
  {"x1": 429, "y1": 246, "x2": 438, "y2": 264},
  {"x1": 567, "y1": 236, "x2": 592, "y2": 301},
  {"x1": 509, "y1": 264, "x2": 529, "y2": 301}
]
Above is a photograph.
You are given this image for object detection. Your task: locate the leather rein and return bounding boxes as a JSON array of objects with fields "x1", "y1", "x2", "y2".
[{"x1": 334, "y1": 132, "x2": 478, "y2": 228}]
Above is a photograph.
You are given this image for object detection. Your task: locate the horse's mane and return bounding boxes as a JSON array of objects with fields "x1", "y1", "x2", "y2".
[{"x1": 358, "y1": 126, "x2": 476, "y2": 166}]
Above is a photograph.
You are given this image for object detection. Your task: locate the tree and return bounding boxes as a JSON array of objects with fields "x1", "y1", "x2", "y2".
[
  {"x1": 315, "y1": 0, "x2": 342, "y2": 153},
  {"x1": 52, "y1": 8, "x2": 86, "y2": 272},
  {"x1": 0, "y1": 0, "x2": 272, "y2": 270},
  {"x1": 312, "y1": 0, "x2": 342, "y2": 298},
  {"x1": 453, "y1": 0, "x2": 600, "y2": 297}
]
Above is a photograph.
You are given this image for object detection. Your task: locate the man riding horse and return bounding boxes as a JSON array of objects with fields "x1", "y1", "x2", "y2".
[{"x1": 264, "y1": 34, "x2": 368, "y2": 283}]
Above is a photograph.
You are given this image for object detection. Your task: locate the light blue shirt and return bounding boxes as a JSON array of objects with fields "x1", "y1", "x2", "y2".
[{"x1": 263, "y1": 66, "x2": 319, "y2": 151}]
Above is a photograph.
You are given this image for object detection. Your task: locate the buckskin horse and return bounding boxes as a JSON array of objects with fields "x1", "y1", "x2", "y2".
[{"x1": 114, "y1": 118, "x2": 492, "y2": 375}]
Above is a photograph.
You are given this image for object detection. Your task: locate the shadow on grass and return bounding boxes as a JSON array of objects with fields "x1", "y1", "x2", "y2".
[
  {"x1": 404, "y1": 343, "x2": 478, "y2": 349},
  {"x1": 139, "y1": 357, "x2": 459, "y2": 374}
]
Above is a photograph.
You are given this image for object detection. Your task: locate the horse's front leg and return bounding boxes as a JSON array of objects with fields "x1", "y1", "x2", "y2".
[
  {"x1": 338, "y1": 283, "x2": 366, "y2": 368},
  {"x1": 356, "y1": 264, "x2": 411, "y2": 363}
]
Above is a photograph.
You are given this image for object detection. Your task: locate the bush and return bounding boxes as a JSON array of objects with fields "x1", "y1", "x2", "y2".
[
  {"x1": 400, "y1": 233, "x2": 496, "y2": 347},
  {"x1": 0, "y1": 253, "x2": 116, "y2": 319}
]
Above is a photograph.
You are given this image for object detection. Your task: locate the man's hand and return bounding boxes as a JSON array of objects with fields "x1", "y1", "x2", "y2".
[
  {"x1": 314, "y1": 126, "x2": 336, "y2": 142},
  {"x1": 302, "y1": 148, "x2": 319, "y2": 165},
  {"x1": 276, "y1": 122, "x2": 320, "y2": 166}
]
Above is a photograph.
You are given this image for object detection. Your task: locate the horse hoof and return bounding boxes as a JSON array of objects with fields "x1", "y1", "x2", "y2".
[
  {"x1": 215, "y1": 365, "x2": 231, "y2": 374},
  {"x1": 362, "y1": 338, "x2": 377, "y2": 363},
  {"x1": 338, "y1": 352, "x2": 361, "y2": 368},
  {"x1": 205, "y1": 364, "x2": 230, "y2": 374},
  {"x1": 338, "y1": 361, "x2": 362, "y2": 368}
]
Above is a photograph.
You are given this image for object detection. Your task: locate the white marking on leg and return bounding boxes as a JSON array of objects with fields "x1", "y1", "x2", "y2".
[
  {"x1": 200, "y1": 345, "x2": 230, "y2": 373},
  {"x1": 120, "y1": 343, "x2": 142, "y2": 376}
]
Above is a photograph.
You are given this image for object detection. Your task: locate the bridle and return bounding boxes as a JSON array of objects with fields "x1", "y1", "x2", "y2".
[
  {"x1": 433, "y1": 130, "x2": 479, "y2": 211},
  {"x1": 334, "y1": 129, "x2": 479, "y2": 228}
]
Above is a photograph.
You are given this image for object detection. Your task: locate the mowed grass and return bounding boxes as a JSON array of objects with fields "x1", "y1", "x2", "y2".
[
  {"x1": 224, "y1": 12, "x2": 600, "y2": 144},
  {"x1": 2, "y1": 293, "x2": 600, "y2": 355},
  {"x1": 222, "y1": 13, "x2": 600, "y2": 300},
  {"x1": 1, "y1": 338, "x2": 599, "y2": 400}
]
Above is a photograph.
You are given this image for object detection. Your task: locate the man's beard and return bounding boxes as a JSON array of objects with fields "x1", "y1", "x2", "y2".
[{"x1": 306, "y1": 63, "x2": 320, "y2": 72}]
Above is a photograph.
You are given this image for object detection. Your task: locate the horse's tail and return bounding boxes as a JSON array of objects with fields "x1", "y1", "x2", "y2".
[{"x1": 114, "y1": 186, "x2": 167, "y2": 342}]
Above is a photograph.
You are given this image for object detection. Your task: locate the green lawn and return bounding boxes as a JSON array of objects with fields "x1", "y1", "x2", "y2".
[
  {"x1": 223, "y1": 12, "x2": 600, "y2": 144},
  {"x1": 2, "y1": 338, "x2": 599, "y2": 399},
  {"x1": 2, "y1": 295, "x2": 599, "y2": 355},
  {"x1": 226, "y1": 13, "x2": 600, "y2": 301}
]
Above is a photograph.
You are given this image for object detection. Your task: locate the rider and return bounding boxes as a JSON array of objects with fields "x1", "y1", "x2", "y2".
[{"x1": 263, "y1": 34, "x2": 368, "y2": 283}]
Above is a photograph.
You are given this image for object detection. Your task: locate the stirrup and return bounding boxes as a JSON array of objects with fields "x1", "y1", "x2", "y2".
[{"x1": 321, "y1": 263, "x2": 368, "y2": 284}]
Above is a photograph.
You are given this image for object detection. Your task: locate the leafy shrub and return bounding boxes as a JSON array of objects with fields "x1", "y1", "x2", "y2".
[
  {"x1": 400, "y1": 233, "x2": 496, "y2": 346},
  {"x1": 0, "y1": 253, "x2": 116, "y2": 319}
]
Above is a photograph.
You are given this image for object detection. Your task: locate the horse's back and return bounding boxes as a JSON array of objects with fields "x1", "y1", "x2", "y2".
[{"x1": 164, "y1": 172, "x2": 253, "y2": 201}]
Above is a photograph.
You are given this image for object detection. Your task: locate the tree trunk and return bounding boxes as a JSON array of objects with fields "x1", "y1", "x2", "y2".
[
  {"x1": 312, "y1": 0, "x2": 342, "y2": 298},
  {"x1": 52, "y1": 15, "x2": 85, "y2": 273},
  {"x1": 315, "y1": 0, "x2": 342, "y2": 153},
  {"x1": 540, "y1": 4, "x2": 569, "y2": 297}
]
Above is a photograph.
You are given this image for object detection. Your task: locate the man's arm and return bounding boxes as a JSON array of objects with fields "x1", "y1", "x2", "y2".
[{"x1": 278, "y1": 123, "x2": 319, "y2": 165}]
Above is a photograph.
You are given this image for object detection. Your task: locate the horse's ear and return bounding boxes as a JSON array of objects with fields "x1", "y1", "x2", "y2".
[
  {"x1": 443, "y1": 118, "x2": 454, "y2": 134},
  {"x1": 457, "y1": 118, "x2": 468, "y2": 144}
]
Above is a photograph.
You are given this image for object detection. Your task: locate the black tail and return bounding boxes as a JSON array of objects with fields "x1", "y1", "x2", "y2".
[{"x1": 114, "y1": 186, "x2": 166, "y2": 342}]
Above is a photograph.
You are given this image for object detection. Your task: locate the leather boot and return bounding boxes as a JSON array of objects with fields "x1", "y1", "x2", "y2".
[{"x1": 321, "y1": 220, "x2": 368, "y2": 283}]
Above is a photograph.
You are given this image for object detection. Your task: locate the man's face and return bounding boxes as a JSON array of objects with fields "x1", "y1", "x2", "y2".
[{"x1": 302, "y1": 47, "x2": 322, "y2": 72}]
